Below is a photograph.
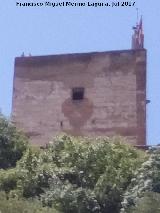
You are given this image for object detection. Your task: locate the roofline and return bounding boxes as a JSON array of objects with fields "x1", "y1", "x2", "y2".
[{"x1": 15, "y1": 48, "x2": 147, "y2": 60}]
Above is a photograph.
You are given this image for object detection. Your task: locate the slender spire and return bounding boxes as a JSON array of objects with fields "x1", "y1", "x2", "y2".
[
  {"x1": 136, "y1": 8, "x2": 139, "y2": 25},
  {"x1": 132, "y1": 15, "x2": 144, "y2": 49}
]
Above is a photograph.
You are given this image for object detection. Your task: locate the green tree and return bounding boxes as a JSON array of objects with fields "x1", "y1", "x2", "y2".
[
  {"x1": 128, "y1": 192, "x2": 160, "y2": 213},
  {"x1": 0, "y1": 114, "x2": 28, "y2": 169},
  {"x1": 0, "y1": 135, "x2": 146, "y2": 213},
  {"x1": 0, "y1": 191, "x2": 59, "y2": 213},
  {"x1": 39, "y1": 135, "x2": 146, "y2": 213},
  {"x1": 121, "y1": 147, "x2": 160, "y2": 212}
]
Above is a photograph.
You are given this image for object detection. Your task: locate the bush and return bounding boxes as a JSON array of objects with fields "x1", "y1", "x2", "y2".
[
  {"x1": 0, "y1": 191, "x2": 59, "y2": 213},
  {"x1": 0, "y1": 114, "x2": 28, "y2": 169},
  {"x1": 121, "y1": 146, "x2": 160, "y2": 212},
  {"x1": 40, "y1": 135, "x2": 146, "y2": 213},
  {"x1": 0, "y1": 147, "x2": 49, "y2": 197},
  {"x1": 0, "y1": 168, "x2": 18, "y2": 193},
  {"x1": 0, "y1": 135, "x2": 146, "y2": 212},
  {"x1": 16, "y1": 147, "x2": 50, "y2": 198},
  {"x1": 128, "y1": 192, "x2": 160, "y2": 213},
  {"x1": 0, "y1": 147, "x2": 54, "y2": 198}
]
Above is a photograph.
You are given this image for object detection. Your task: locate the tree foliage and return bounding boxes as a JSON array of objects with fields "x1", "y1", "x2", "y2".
[
  {"x1": 0, "y1": 114, "x2": 28, "y2": 169},
  {"x1": 0, "y1": 191, "x2": 59, "y2": 213},
  {"x1": 121, "y1": 147, "x2": 160, "y2": 212},
  {"x1": 40, "y1": 135, "x2": 145, "y2": 213},
  {"x1": 127, "y1": 192, "x2": 160, "y2": 213},
  {"x1": 0, "y1": 135, "x2": 145, "y2": 213}
]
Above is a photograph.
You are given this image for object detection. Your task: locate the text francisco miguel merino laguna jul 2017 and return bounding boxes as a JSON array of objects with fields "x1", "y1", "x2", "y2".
[{"x1": 16, "y1": 1, "x2": 136, "y2": 8}]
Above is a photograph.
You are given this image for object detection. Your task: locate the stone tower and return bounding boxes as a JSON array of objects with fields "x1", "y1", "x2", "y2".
[
  {"x1": 12, "y1": 49, "x2": 146, "y2": 146},
  {"x1": 12, "y1": 19, "x2": 146, "y2": 146}
]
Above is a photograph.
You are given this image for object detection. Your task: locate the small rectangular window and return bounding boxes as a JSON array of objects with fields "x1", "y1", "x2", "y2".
[{"x1": 72, "y1": 87, "x2": 84, "y2": 100}]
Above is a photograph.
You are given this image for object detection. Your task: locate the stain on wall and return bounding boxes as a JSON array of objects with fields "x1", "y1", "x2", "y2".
[{"x1": 62, "y1": 98, "x2": 93, "y2": 135}]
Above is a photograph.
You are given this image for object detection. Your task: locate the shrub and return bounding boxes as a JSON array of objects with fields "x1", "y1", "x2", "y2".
[
  {"x1": 0, "y1": 114, "x2": 28, "y2": 169},
  {"x1": 40, "y1": 135, "x2": 146, "y2": 213},
  {"x1": 128, "y1": 192, "x2": 160, "y2": 213},
  {"x1": 16, "y1": 147, "x2": 50, "y2": 198},
  {"x1": 0, "y1": 135, "x2": 146, "y2": 212},
  {"x1": 0, "y1": 191, "x2": 59, "y2": 213},
  {"x1": 121, "y1": 146, "x2": 160, "y2": 212},
  {"x1": 0, "y1": 147, "x2": 54, "y2": 198},
  {"x1": 0, "y1": 168, "x2": 18, "y2": 193}
]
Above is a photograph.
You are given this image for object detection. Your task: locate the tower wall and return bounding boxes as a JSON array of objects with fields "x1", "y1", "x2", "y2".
[{"x1": 12, "y1": 49, "x2": 146, "y2": 145}]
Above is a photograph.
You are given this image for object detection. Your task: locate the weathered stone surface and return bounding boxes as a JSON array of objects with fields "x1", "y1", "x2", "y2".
[{"x1": 12, "y1": 49, "x2": 146, "y2": 145}]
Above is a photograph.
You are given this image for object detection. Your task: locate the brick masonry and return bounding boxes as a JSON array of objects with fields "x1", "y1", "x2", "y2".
[{"x1": 12, "y1": 49, "x2": 146, "y2": 145}]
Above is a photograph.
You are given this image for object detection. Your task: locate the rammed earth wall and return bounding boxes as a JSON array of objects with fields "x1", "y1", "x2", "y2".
[{"x1": 12, "y1": 49, "x2": 146, "y2": 145}]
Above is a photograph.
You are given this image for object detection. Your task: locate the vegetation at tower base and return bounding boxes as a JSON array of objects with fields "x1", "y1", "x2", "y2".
[
  {"x1": 0, "y1": 134, "x2": 146, "y2": 213},
  {"x1": 4, "y1": 112, "x2": 160, "y2": 212},
  {"x1": 120, "y1": 146, "x2": 160, "y2": 212},
  {"x1": 39, "y1": 136, "x2": 145, "y2": 213},
  {"x1": 0, "y1": 114, "x2": 28, "y2": 169},
  {"x1": 0, "y1": 191, "x2": 58, "y2": 213},
  {"x1": 2, "y1": 119, "x2": 160, "y2": 213},
  {"x1": 124, "y1": 192, "x2": 160, "y2": 213}
]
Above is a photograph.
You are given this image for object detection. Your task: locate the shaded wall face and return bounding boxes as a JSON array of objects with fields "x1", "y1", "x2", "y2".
[{"x1": 12, "y1": 50, "x2": 146, "y2": 145}]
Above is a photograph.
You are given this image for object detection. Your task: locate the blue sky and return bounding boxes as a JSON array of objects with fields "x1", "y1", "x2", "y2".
[{"x1": 0, "y1": 0, "x2": 159, "y2": 145}]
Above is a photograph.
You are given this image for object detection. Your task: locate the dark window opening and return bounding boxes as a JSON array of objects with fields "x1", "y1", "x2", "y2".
[{"x1": 72, "y1": 87, "x2": 84, "y2": 101}]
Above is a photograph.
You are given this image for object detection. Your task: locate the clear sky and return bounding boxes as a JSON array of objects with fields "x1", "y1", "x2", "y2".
[{"x1": 0, "y1": 0, "x2": 159, "y2": 145}]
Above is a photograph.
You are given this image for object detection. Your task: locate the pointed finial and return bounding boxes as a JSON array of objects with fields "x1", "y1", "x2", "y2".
[
  {"x1": 131, "y1": 14, "x2": 144, "y2": 49},
  {"x1": 136, "y1": 8, "x2": 139, "y2": 25}
]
